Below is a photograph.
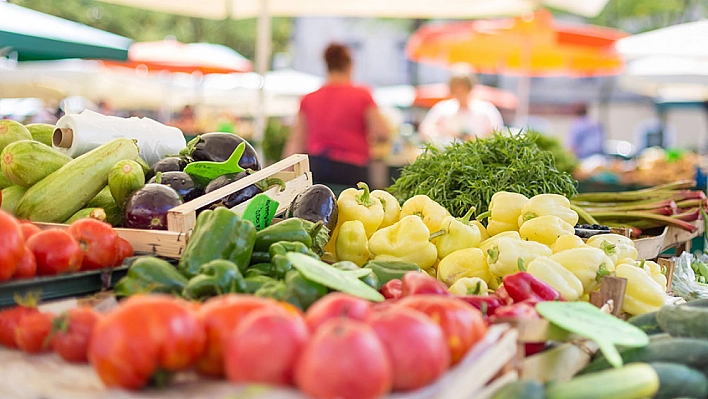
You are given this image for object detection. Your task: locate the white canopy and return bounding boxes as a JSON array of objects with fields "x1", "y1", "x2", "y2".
[
  {"x1": 619, "y1": 56, "x2": 708, "y2": 101},
  {"x1": 616, "y1": 19, "x2": 708, "y2": 61}
]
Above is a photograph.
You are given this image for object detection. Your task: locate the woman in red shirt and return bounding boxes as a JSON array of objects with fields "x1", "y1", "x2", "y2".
[{"x1": 283, "y1": 43, "x2": 390, "y2": 187}]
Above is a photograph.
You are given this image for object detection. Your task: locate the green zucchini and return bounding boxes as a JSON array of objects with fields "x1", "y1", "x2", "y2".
[
  {"x1": 64, "y1": 208, "x2": 107, "y2": 224},
  {"x1": 627, "y1": 311, "x2": 664, "y2": 335},
  {"x1": 87, "y1": 186, "x2": 123, "y2": 226},
  {"x1": 24, "y1": 123, "x2": 54, "y2": 147},
  {"x1": 0, "y1": 169, "x2": 12, "y2": 189},
  {"x1": 650, "y1": 362, "x2": 708, "y2": 399},
  {"x1": 135, "y1": 156, "x2": 151, "y2": 176},
  {"x1": 1, "y1": 140, "x2": 72, "y2": 187},
  {"x1": 15, "y1": 138, "x2": 139, "y2": 223},
  {"x1": 0, "y1": 120, "x2": 32, "y2": 152},
  {"x1": 546, "y1": 362, "x2": 659, "y2": 399},
  {"x1": 108, "y1": 159, "x2": 145, "y2": 209},
  {"x1": 0, "y1": 185, "x2": 27, "y2": 215},
  {"x1": 657, "y1": 303, "x2": 708, "y2": 339},
  {"x1": 490, "y1": 380, "x2": 544, "y2": 399}
]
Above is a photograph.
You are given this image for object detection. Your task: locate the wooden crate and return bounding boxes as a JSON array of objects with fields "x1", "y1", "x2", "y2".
[
  {"x1": 36, "y1": 154, "x2": 312, "y2": 259},
  {"x1": 633, "y1": 219, "x2": 705, "y2": 260}
]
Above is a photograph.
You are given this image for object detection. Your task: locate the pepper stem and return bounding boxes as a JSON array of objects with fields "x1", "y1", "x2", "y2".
[
  {"x1": 355, "y1": 182, "x2": 375, "y2": 207},
  {"x1": 476, "y1": 210, "x2": 491, "y2": 221},
  {"x1": 600, "y1": 240, "x2": 617, "y2": 256},
  {"x1": 487, "y1": 247, "x2": 499, "y2": 264},
  {"x1": 595, "y1": 262, "x2": 611, "y2": 282},
  {"x1": 517, "y1": 258, "x2": 527, "y2": 272},
  {"x1": 429, "y1": 229, "x2": 446, "y2": 241},
  {"x1": 638, "y1": 259, "x2": 646, "y2": 269},
  {"x1": 468, "y1": 280, "x2": 482, "y2": 295},
  {"x1": 255, "y1": 177, "x2": 286, "y2": 192},
  {"x1": 459, "y1": 206, "x2": 476, "y2": 223},
  {"x1": 155, "y1": 171, "x2": 163, "y2": 184}
]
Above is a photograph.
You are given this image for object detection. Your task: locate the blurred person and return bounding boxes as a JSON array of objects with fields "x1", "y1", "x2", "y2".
[
  {"x1": 419, "y1": 71, "x2": 503, "y2": 147},
  {"x1": 567, "y1": 104, "x2": 604, "y2": 159},
  {"x1": 283, "y1": 42, "x2": 390, "y2": 187}
]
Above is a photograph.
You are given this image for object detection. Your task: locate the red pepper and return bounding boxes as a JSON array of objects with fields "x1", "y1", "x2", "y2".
[
  {"x1": 490, "y1": 301, "x2": 540, "y2": 322},
  {"x1": 380, "y1": 279, "x2": 403, "y2": 300},
  {"x1": 494, "y1": 285, "x2": 513, "y2": 306},
  {"x1": 502, "y1": 271, "x2": 564, "y2": 303},
  {"x1": 401, "y1": 271, "x2": 451, "y2": 297},
  {"x1": 457, "y1": 295, "x2": 503, "y2": 318}
]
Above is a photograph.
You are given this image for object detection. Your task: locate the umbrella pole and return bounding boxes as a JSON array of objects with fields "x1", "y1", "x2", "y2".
[{"x1": 253, "y1": 0, "x2": 271, "y2": 161}]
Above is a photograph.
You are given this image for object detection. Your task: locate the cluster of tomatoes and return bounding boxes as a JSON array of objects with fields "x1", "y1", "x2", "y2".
[{"x1": 0, "y1": 210, "x2": 133, "y2": 281}]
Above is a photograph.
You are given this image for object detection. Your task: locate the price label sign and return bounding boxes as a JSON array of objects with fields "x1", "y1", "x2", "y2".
[{"x1": 241, "y1": 193, "x2": 279, "y2": 231}]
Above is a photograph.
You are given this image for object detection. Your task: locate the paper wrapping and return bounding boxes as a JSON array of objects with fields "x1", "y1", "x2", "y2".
[{"x1": 53, "y1": 110, "x2": 186, "y2": 166}]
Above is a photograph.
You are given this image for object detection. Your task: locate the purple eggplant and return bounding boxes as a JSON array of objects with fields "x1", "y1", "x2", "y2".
[
  {"x1": 147, "y1": 157, "x2": 188, "y2": 179},
  {"x1": 123, "y1": 183, "x2": 184, "y2": 230},
  {"x1": 148, "y1": 171, "x2": 203, "y2": 202},
  {"x1": 287, "y1": 184, "x2": 339, "y2": 231},
  {"x1": 182, "y1": 133, "x2": 260, "y2": 171},
  {"x1": 205, "y1": 171, "x2": 284, "y2": 209}
]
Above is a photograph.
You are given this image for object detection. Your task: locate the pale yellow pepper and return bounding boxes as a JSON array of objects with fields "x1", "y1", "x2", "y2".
[
  {"x1": 615, "y1": 263, "x2": 666, "y2": 316},
  {"x1": 324, "y1": 182, "x2": 384, "y2": 256},
  {"x1": 368, "y1": 215, "x2": 438, "y2": 270},
  {"x1": 551, "y1": 234, "x2": 587, "y2": 253},
  {"x1": 335, "y1": 220, "x2": 370, "y2": 267},
  {"x1": 586, "y1": 234, "x2": 639, "y2": 265},
  {"x1": 479, "y1": 231, "x2": 521, "y2": 255},
  {"x1": 616, "y1": 258, "x2": 668, "y2": 292},
  {"x1": 435, "y1": 207, "x2": 482, "y2": 259},
  {"x1": 448, "y1": 277, "x2": 489, "y2": 296},
  {"x1": 400, "y1": 194, "x2": 450, "y2": 234},
  {"x1": 526, "y1": 256, "x2": 584, "y2": 301},
  {"x1": 519, "y1": 214, "x2": 575, "y2": 247},
  {"x1": 470, "y1": 220, "x2": 490, "y2": 242},
  {"x1": 550, "y1": 247, "x2": 614, "y2": 294},
  {"x1": 486, "y1": 236, "x2": 552, "y2": 278},
  {"x1": 477, "y1": 191, "x2": 528, "y2": 236},
  {"x1": 518, "y1": 194, "x2": 579, "y2": 227},
  {"x1": 371, "y1": 189, "x2": 401, "y2": 228},
  {"x1": 437, "y1": 247, "x2": 491, "y2": 286}
]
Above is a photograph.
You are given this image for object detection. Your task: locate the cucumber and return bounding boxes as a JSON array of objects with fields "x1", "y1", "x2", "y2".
[
  {"x1": 135, "y1": 156, "x2": 151, "y2": 176},
  {"x1": 0, "y1": 185, "x2": 27, "y2": 215},
  {"x1": 657, "y1": 303, "x2": 708, "y2": 339},
  {"x1": 24, "y1": 123, "x2": 54, "y2": 147},
  {"x1": 1, "y1": 140, "x2": 72, "y2": 187},
  {"x1": 15, "y1": 138, "x2": 139, "y2": 223},
  {"x1": 546, "y1": 362, "x2": 659, "y2": 399},
  {"x1": 87, "y1": 186, "x2": 124, "y2": 226},
  {"x1": 650, "y1": 362, "x2": 708, "y2": 399},
  {"x1": 582, "y1": 338, "x2": 708, "y2": 376},
  {"x1": 0, "y1": 120, "x2": 32, "y2": 152},
  {"x1": 108, "y1": 159, "x2": 145, "y2": 209},
  {"x1": 0, "y1": 169, "x2": 12, "y2": 189},
  {"x1": 627, "y1": 311, "x2": 664, "y2": 335},
  {"x1": 64, "y1": 208, "x2": 107, "y2": 224},
  {"x1": 490, "y1": 380, "x2": 544, "y2": 399}
]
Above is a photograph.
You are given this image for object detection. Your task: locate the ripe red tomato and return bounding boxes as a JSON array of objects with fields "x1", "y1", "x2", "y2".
[
  {"x1": 113, "y1": 237, "x2": 134, "y2": 266},
  {"x1": 15, "y1": 312, "x2": 54, "y2": 353},
  {"x1": 304, "y1": 292, "x2": 372, "y2": 332},
  {"x1": 27, "y1": 229, "x2": 83, "y2": 276},
  {"x1": 195, "y1": 294, "x2": 279, "y2": 378},
  {"x1": 13, "y1": 247, "x2": 37, "y2": 279},
  {"x1": 67, "y1": 218, "x2": 120, "y2": 270},
  {"x1": 397, "y1": 295, "x2": 487, "y2": 365},
  {"x1": 51, "y1": 307, "x2": 101, "y2": 363},
  {"x1": 0, "y1": 304, "x2": 39, "y2": 348},
  {"x1": 19, "y1": 222, "x2": 42, "y2": 241},
  {"x1": 368, "y1": 306, "x2": 450, "y2": 391},
  {"x1": 88, "y1": 295, "x2": 206, "y2": 390},
  {"x1": 295, "y1": 318, "x2": 393, "y2": 399},
  {"x1": 225, "y1": 306, "x2": 309, "y2": 386},
  {"x1": 0, "y1": 210, "x2": 24, "y2": 281}
]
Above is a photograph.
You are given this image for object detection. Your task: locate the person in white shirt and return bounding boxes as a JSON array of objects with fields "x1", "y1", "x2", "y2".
[{"x1": 419, "y1": 72, "x2": 504, "y2": 147}]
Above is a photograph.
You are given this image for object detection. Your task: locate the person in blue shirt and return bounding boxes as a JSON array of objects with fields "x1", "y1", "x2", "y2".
[{"x1": 567, "y1": 104, "x2": 604, "y2": 159}]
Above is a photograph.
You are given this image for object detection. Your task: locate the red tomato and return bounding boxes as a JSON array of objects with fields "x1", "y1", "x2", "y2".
[
  {"x1": 225, "y1": 306, "x2": 309, "y2": 386},
  {"x1": 397, "y1": 295, "x2": 487, "y2": 365},
  {"x1": 0, "y1": 304, "x2": 39, "y2": 348},
  {"x1": 88, "y1": 295, "x2": 206, "y2": 390},
  {"x1": 0, "y1": 210, "x2": 24, "y2": 281},
  {"x1": 19, "y1": 222, "x2": 42, "y2": 241},
  {"x1": 27, "y1": 229, "x2": 83, "y2": 276},
  {"x1": 195, "y1": 294, "x2": 279, "y2": 378},
  {"x1": 67, "y1": 218, "x2": 119, "y2": 270},
  {"x1": 304, "y1": 292, "x2": 372, "y2": 332},
  {"x1": 51, "y1": 307, "x2": 101, "y2": 363},
  {"x1": 13, "y1": 247, "x2": 37, "y2": 279},
  {"x1": 15, "y1": 312, "x2": 54, "y2": 353},
  {"x1": 295, "y1": 318, "x2": 393, "y2": 399},
  {"x1": 368, "y1": 307, "x2": 450, "y2": 391},
  {"x1": 113, "y1": 237, "x2": 134, "y2": 266}
]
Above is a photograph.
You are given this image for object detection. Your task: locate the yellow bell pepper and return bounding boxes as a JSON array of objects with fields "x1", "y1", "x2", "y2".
[
  {"x1": 526, "y1": 256, "x2": 584, "y2": 301},
  {"x1": 518, "y1": 194, "x2": 579, "y2": 228},
  {"x1": 550, "y1": 247, "x2": 614, "y2": 294},
  {"x1": 324, "y1": 182, "x2": 385, "y2": 256},
  {"x1": 551, "y1": 234, "x2": 587, "y2": 253},
  {"x1": 616, "y1": 258, "x2": 668, "y2": 292},
  {"x1": 437, "y1": 247, "x2": 491, "y2": 286},
  {"x1": 371, "y1": 189, "x2": 401, "y2": 228},
  {"x1": 400, "y1": 194, "x2": 450, "y2": 234},
  {"x1": 479, "y1": 231, "x2": 521, "y2": 255},
  {"x1": 486, "y1": 236, "x2": 552, "y2": 278},
  {"x1": 368, "y1": 215, "x2": 438, "y2": 270},
  {"x1": 615, "y1": 263, "x2": 666, "y2": 316},
  {"x1": 335, "y1": 220, "x2": 370, "y2": 267},
  {"x1": 435, "y1": 207, "x2": 482, "y2": 259},
  {"x1": 519, "y1": 214, "x2": 576, "y2": 247},
  {"x1": 477, "y1": 191, "x2": 528, "y2": 236},
  {"x1": 448, "y1": 277, "x2": 489, "y2": 296},
  {"x1": 470, "y1": 220, "x2": 490, "y2": 242},
  {"x1": 586, "y1": 234, "x2": 639, "y2": 265}
]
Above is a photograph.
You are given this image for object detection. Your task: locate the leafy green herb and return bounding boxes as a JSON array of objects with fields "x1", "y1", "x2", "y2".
[{"x1": 388, "y1": 132, "x2": 578, "y2": 218}]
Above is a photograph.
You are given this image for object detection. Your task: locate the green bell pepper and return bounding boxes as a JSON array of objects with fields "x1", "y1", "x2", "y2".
[
  {"x1": 254, "y1": 218, "x2": 329, "y2": 254},
  {"x1": 363, "y1": 260, "x2": 421, "y2": 285},
  {"x1": 179, "y1": 207, "x2": 257, "y2": 277},
  {"x1": 333, "y1": 261, "x2": 381, "y2": 290},
  {"x1": 182, "y1": 259, "x2": 248, "y2": 300},
  {"x1": 113, "y1": 256, "x2": 188, "y2": 297},
  {"x1": 244, "y1": 275, "x2": 278, "y2": 294},
  {"x1": 269, "y1": 241, "x2": 319, "y2": 279},
  {"x1": 253, "y1": 271, "x2": 327, "y2": 310}
]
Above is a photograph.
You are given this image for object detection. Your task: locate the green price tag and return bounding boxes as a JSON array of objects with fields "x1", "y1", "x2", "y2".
[{"x1": 240, "y1": 193, "x2": 279, "y2": 231}]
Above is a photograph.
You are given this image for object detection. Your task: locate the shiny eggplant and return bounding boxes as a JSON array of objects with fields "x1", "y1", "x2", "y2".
[
  {"x1": 287, "y1": 184, "x2": 338, "y2": 231},
  {"x1": 205, "y1": 171, "x2": 284, "y2": 209},
  {"x1": 148, "y1": 171, "x2": 203, "y2": 202},
  {"x1": 147, "y1": 157, "x2": 188, "y2": 179},
  {"x1": 123, "y1": 183, "x2": 184, "y2": 230},
  {"x1": 182, "y1": 133, "x2": 260, "y2": 171}
]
